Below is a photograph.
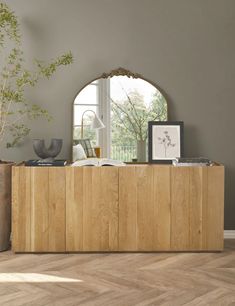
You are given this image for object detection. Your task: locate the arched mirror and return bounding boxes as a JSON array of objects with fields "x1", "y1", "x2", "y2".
[{"x1": 73, "y1": 68, "x2": 168, "y2": 162}]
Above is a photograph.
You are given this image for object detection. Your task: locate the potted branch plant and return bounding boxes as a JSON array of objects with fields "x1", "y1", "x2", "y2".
[
  {"x1": 111, "y1": 87, "x2": 167, "y2": 162},
  {"x1": 0, "y1": 2, "x2": 73, "y2": 251}
]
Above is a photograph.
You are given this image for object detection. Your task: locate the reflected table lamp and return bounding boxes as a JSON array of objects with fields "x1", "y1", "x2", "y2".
[{"x1": 81, "y1": 109, "x2": 105, "y2": 139}]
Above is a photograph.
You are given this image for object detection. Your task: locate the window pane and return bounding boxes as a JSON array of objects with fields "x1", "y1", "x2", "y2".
[
  {"x1": 74, "y1": 84, "x2": 97, "y2": 105},
  {"x1": 110, "y1": 76, "x2": 167, "y2": 162},
  {"x1": 73, "y1": 126, "x2": 97, "y2": 146},
  {"x1": 73, "y1": 105, "x2": 98, "y2": 126}
]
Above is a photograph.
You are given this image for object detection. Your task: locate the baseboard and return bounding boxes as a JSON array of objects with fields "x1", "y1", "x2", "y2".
[{"x1": 224, "y1": 230, "x2": 235, "y2": 239}]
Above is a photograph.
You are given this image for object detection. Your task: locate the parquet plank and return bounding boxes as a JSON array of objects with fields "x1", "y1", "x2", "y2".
[{"x1": 0, "y1": 240, "x2": 234, "y2": 306}]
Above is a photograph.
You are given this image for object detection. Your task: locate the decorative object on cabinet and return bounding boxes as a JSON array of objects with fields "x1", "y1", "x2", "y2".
[
  {"x1": 148, "y1": 121, "x2": 184, "y2": 164},
  {"x1": 33, "y1": 139, "x2": 63, "y2": 161},
  {"x1": 25, "y1": 159, "x2": 67, "y2": 167},
  {"x1": 72, "y1": 144, "x2": 87, "y2": 161},
  {"x1": 73, "y1": 68, "x2": 168, "y2": 163},
  {"x1": 173, "y1": 157, "x2": 212, "y2": 166},
  {"x1": 12, "y1": 163, "x2": 224, "y2": 252},
  {"x1": 72, "y1": 158, "x2": 125, "y2": 167},
  {"x1": 94, "y1": 146, "x2": 101, "y2": 158}
]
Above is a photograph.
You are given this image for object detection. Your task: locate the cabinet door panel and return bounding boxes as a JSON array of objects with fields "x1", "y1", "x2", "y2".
[
  {"x1": 171, "y1": 167, "x2": 190, "y2": 250},
  {"x1": 31, "y1": 168, "x2": 66, "y2": 252},
  {"x1": 31, "y1": 168, "x2": 49, "y2": 252},
  {"x1": 119, "y1": 166, "x2": 172, "y2": 251},
  {"x1": 118, "y1": 167, "x2": 137, "y2": 251},
  {"x1": 202, "y1": 166, "x2": 224, "y2": 250},
  {"x1": 66, "y1": 167, "x2": 119, "y2": 251},
  {"x1": 12, "y1": 167, "x2": 31, "y2": 252},
  {"x1": 136, "y1": 166, "x2": 155, "y2": 250},
  {"x1": 153, "y1": 166, "x2": 171, "y2": 250},
  {"x1": 66, "y1": 167, "x2": 84, "y2": 251},
  {"x1": 48, "y1": 168, "x2": 66, "y2": 252},
  {"x1": 189, "y1": 167, "x2": 204, "y2": 250}
]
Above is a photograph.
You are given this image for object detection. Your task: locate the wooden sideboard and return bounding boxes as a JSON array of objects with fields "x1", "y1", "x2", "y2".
[{"x1": 12, "y1": 164, "x2": 224, "y2": 252}]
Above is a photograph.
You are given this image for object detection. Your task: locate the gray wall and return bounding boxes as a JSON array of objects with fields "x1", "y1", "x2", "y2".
[{"x1": 5, "y1": 0, "x2": 235, "y2": 229}]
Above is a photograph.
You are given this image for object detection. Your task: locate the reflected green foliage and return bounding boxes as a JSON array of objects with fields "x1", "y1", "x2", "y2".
[
  {"x1": 73, "y1": 114, "x2": 96, "y2": 146},
  {"x1": 111, "y1": 89, "x2": 167, "y2": 160},
  {"x1": 73, "y1": 126, "x2": 96, "y2": 146},
  {"x1": 0, "y1": 2, "x2": 73, "y2": 148}
]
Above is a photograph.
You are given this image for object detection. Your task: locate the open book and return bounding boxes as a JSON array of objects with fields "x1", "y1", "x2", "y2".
[{"x1": 72, "y1": 158, "x2": 126, "y2": 167}]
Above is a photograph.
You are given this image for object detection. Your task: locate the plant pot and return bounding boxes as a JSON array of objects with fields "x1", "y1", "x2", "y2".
[
  {"x1": 137, "y1": 139, "x2": 147, "y2": 162},
  {"x1": 0, "y1": 161, "x2": 14, "y2": 251}
]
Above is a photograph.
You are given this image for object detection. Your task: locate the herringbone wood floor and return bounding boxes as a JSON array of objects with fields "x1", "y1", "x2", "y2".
[{"x1": 0, "y1": 240, "x2": 234, "y2": 306}]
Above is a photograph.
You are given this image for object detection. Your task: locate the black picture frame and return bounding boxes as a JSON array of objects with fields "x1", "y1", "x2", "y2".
[{"x1": 148, "y1": 121, "x2": 184, "y2": 164}]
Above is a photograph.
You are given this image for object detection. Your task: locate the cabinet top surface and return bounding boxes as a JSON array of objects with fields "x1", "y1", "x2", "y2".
[{"x1": 13, "y1": 163, "x2": 224, "y2": 169}]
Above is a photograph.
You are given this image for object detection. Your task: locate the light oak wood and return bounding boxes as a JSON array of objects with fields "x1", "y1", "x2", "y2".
[
  {"x1": 203, "y1": 166, "x2": 224, "y2": 250},
  {"x1": 48, "y1": 168, "x2": 66, "y2": 252},
  {"x1": 31, "y1": 167, "x2": 49, "y2": 252},
  {"x1": 153, "y1": 166, "x2": 171, "y2": 250},
  {"x1": 12, "y1": 166, "x2": 31, "y2": 252},
  {"x1": 66, "y1": 167, "x2": 84, "y2": 251},
  {"x1": 66, "y1": 167, "x2": 119, "y2": 251},
  {"x1": 171, "y1": 167, "x2": 190, "y2": 250},
  {"x1": 189, "y1": 167, "x2": 204, "y2": 250},
  {"x1": 12, "y1": 164, "x2": 224, "y2": 252},
  {"x1": 136, "y1": 165, "x2": 155, "y2": 251},
  {"x1": 0, "y1": 240, "x2": 234, "y2": 306},
  {"x1": 118, "y1": 166, "x2": 137, "y2": 251}
]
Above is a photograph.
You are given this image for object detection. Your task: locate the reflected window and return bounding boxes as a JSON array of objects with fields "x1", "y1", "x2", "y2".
[
  {"x1": 73, "y1": 72, "x2": 167, "y2": 162},
  {"x1": 73, "y1": 80, "x2": 99, "y2": 146}
]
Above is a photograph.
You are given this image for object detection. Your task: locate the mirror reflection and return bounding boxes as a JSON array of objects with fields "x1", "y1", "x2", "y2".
[{"x1": 73, "y1": 69, "x2": 168, "y2": 162}]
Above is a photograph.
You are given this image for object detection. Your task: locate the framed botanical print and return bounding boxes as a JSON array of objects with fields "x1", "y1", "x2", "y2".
[{"x1": 148, "y1": 121, "x2": 184, "y2": 164}]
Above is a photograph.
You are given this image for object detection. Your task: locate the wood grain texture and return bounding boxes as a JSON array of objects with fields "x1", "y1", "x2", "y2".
[
  {"x1": 31, "y1": 167, "x2": 49, "y2": 252},
  {"x1": 1, "y1": 240, "x2": 234, "y2": 306},
  {"x1": 171, "y1": 167, "x2": 190, "y2": 250},
  {"x1": 0, "y1": 163, "x2": 13, "y2": 251},
  {"x1": 66, "y1": 167, "x2": 84, "y2": 251},
  {"x1": 66, "y1": 167, "x2": 119, "y2": 251},
  {"x1": 12, "y1": 166, "x2": 31, "y2": 252},
  {"x1": 100, "y1": 167, "x2": 119, "y2": 251},
  {"x1": 189, "y1": 167, "x2": 204, "y2": 250},
  {"x1": 136, "y1": 165, "x2": 155, "y2": 251},
  {"x1": 12, "y1": 164, "x2": 224, "y2": 252},
  {"x1": 48, "y1": 167, "x2": 66, "y2": 252},
  {"x1": 153, "y1": 166, "x2": 171, "y2": 250},
  {"x1": 82, "y1": 167, "x2": 119, "y2": 251},
  {"x1": 203, "y1": 166, "x2": 224, "y2": 250},
  {"x1": 118, "y1": 166, "x2": 137, "y2": 251}
]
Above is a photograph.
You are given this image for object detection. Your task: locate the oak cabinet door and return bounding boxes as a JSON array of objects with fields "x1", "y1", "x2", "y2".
[
  {"x1": 30, "y1": 167, "x2": 66, "y2": 252},
  {"x1": 118, "y1": 166, "x2": 171, "y2": 251},
  {"x1": 66, "y1": 167, "x2": 119, "y2": 251},
  {"x1": 12, "y1": 167, "x2": 66, "y2": 252}
]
